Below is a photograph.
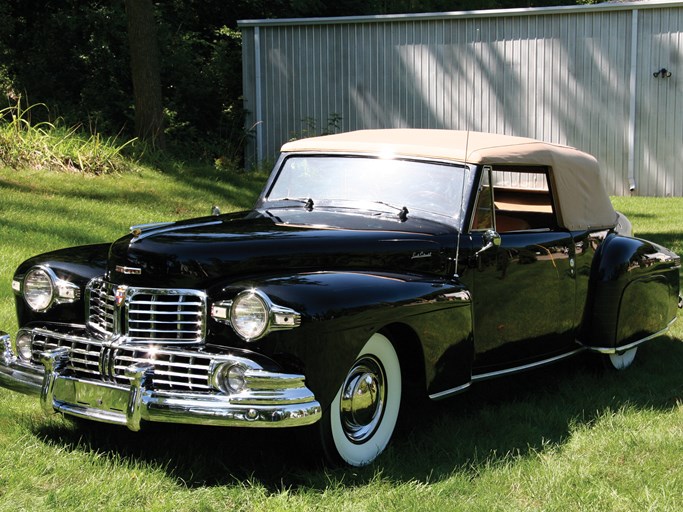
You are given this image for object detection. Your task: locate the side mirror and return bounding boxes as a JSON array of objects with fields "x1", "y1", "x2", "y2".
[{"x1": 476, "y1": 229, "x2": 501, "y2": 256}]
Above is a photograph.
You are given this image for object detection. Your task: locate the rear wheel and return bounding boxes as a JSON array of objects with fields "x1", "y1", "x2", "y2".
[
  {"x1": 605, "y1": 347, "x2": 638, "y2": 370},
  {"x1": 321, "y1": 332, "x2": 401, "y2": 467}
]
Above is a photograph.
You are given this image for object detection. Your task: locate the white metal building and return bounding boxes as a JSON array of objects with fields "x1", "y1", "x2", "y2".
[{"x1": 239, "y1": 1, "x2": 683, "y2": 196}]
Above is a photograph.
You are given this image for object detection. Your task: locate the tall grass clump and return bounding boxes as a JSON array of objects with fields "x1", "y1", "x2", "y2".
[{"x1": 0, "y1": 101, "x2": 136, "y2": 175}]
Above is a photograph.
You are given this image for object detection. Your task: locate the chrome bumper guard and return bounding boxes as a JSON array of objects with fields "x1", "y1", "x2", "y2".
[{"x1": 0, "y1": 331, "x2": 321, "y2": 430}]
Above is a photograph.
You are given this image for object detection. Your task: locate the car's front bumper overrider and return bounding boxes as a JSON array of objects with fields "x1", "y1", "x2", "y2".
[{"x1": 0, "y1": 330, "x2": 321, "y2": 430}]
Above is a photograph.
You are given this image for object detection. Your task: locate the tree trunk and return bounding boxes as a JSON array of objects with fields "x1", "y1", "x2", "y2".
[{"x1": 125, "y1": 0, "x2": 165, "y2": 149}]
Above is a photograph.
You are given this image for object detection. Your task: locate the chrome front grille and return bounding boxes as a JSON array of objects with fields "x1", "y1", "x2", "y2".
[
  {"x1": 86, "y1": 279, "x2": 207, "y2": 343},
  {"x1": 88, "y1": 279, "x2": 117, "y2": 335},
  {"x1": 31, "y1": 329, "x2": 214, "y2": 392},
  {"x1": 112, "y1": 345, "x2": 212, "y2": 391},
  {"x1": 127, "y1": 293, "x2": 205, "y2": 341},
  {"x1": 32, "y1": 329, "x2": 102, "y2": 378}
]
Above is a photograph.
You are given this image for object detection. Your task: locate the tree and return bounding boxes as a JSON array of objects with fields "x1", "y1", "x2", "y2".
[{"x1": 125, "y1": 0, "x2": 165, "y2": 149}]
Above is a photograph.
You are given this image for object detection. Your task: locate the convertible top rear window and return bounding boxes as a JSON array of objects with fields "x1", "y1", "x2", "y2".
[{"x1": 472, "y1": 166, "x2": 558, "y2": 232}]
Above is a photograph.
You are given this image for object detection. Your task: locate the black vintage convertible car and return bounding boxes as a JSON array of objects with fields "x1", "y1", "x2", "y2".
[{"x1": 1, "y1": 130, "x2": 680, "y2": 466}]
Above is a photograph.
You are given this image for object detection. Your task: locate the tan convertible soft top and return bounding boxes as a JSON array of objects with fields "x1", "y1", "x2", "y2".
[{"x1": 282, "y1": 129, "x2": 618, "y2": 231}]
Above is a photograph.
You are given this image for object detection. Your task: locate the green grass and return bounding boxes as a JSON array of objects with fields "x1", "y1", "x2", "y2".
[
  {"x1": 0, "y1": 103, "x2": 137, "y2": 175},
  {"x1": 0, "y1": 164, "x2": 681, "y2": 511},
  {"x1": 0, "y1": 162, "x2": 266, "y2": 339}
]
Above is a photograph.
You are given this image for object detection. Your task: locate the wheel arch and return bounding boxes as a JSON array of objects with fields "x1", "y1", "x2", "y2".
[{"x1": 381, "y1": 322, "x2": 427, "y2": 399}]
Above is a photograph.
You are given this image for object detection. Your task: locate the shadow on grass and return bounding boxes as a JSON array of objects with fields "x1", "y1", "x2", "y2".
[{"x1": 29, "y1": 332, "x2": 683, "y2": 493}]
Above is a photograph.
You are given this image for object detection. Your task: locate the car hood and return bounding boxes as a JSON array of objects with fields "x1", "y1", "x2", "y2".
[{"x1": 107, "y1": 208, "x2": 456, "y2": 288}]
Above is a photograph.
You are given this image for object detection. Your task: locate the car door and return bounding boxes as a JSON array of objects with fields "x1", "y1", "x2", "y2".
[{"x1": 469, "y1": 165, "x2": 577, "y2": 373}]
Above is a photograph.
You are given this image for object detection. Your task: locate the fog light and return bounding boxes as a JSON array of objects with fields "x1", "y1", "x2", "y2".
[
  {"x1": 214, "y1": 363, "x2": 247, "y2": 394},
  {"x1": 227, "y1": 365, "x2": 246, "y2": 392},
  {"x1": 15, "y1": 332, "x2": 33, "y2": 361}
]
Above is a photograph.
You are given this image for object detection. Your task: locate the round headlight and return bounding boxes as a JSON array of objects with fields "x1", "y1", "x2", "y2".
[
  {"x1": 15, "y1": 331, "x2": 33, "y2": 361},
  {"x1": 24, "y1": 267, "x2": 55, "y2": 312},
  {"x1": 230, "y1": 291, "x2": 269, "y2": 341}
]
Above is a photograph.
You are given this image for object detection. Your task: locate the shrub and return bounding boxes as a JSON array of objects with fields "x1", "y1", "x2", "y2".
[{"x1": 0, "y1": 101, "x2": 136, "y2": 175}]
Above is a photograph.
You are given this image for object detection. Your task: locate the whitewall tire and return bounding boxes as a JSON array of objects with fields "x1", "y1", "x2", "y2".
[
  {"x1": 324, "y1": 332, "x2": 402, "y2": 467},
  {"x1": 606, "y1": 347, "x2": 638, "y2": 371}
]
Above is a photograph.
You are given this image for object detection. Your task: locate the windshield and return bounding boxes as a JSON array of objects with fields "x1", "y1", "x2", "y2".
[{"x1": 266, "y1": 155, "x2": 471, "y2": 225}]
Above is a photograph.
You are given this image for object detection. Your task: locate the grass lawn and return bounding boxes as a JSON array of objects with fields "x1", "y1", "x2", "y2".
[{"x1": 0, "y1": 164, "x2": 681, "y2": 511}]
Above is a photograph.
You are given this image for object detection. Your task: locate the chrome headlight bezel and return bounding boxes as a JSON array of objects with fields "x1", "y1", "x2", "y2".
[
  {"x1": 230, "y1": 290, "x2": 270, "y2": 341},
  {"x1": 20, "y1": 265, "x2": 81, "y2": 312},
  {"x1": 211, "y1": 289, "x2": 302, "y2": 342},
  {"x1": 23, "y1": 267, "x2": 56, "y2": 312}
]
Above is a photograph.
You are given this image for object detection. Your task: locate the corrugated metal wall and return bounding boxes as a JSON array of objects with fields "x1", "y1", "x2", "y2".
[
  {"x1": 636, "y1": 7, "x2": 683, "y2": 196},
  {"x1": 240, "y1": 2, "x2": 683, "y2": 196}
]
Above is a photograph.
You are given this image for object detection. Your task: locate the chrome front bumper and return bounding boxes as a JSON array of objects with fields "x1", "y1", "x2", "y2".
[{"x1": 0, "y1": 331, "x2": 321, "y2": 430}]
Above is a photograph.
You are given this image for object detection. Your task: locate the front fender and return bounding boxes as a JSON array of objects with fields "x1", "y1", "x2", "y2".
[
  {"x1": 13, "y1": 243, "x2": 110, "y2": 327},
  {"x1": 219, "y1": 271, "x2": 473, "y2": 408}
]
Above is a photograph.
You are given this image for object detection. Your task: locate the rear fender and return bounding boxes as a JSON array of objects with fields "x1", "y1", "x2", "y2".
[{"x1": 580, "y1": 234, "x2": 680, "y2": 351}]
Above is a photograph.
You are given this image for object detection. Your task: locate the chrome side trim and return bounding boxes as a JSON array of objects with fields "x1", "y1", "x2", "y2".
[
  {"x1": 471, "y1": 347, "x2": 586, "y2": 383},
  {"x1": 130, "y1": 220, "x2": 222, "y2": 242},
  {"x1": 428, "y1": 381, "x2": 471, "y2": 400},
  {"x1": 587, "y1": 318, "x2": 676, "y2": 355},
  {"x1": 428, "y1": 348, "x2": 588, "y2": 400},
  {"x1": 130, "y1": 221, "x2": 175, "y2": 234}
]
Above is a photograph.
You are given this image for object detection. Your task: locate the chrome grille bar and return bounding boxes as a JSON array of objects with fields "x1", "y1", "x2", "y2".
[
  {"x1": 32, "y1": 329, "x2": 102, "y2": 377},
  {"x1": 29, "y1": 328, "x2": 215, "y2": 392},
  {"x1": 86, "y1": 279, "x2": 207, "y2": 344},
  {"x1": 87, "y1": 280, "x2": 117, "y2": 335}
]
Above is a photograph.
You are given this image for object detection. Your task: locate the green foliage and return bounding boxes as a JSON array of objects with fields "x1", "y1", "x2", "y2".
[
  {"x1": 1, "y1": 2, "x2": 131, "y2": 134},
  {"x1": 0, "y1": 1, "x2": 601, "y2": 163},
  {"x1": 289, "y1": 113, "x2": 343, "y2": 141},
  {"x1": 0, "y1": 102, "x2": 136, "y2": 175}
]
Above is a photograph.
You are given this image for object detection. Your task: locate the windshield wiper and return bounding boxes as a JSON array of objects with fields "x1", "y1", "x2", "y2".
[
  {"x1": 281, "y1": 197, "x2": 314, "y2": 211},
  {"x1": 370, "y1": 201, "x2": 409, "y2": 222},
  {"x1": 280, "y1": 198, "x2": 408, "y2": 220}
]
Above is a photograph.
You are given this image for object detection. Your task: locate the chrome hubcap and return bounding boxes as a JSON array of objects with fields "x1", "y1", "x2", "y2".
[{"x1": 339, "y1": 356, "x2": 386, "y2": 443}]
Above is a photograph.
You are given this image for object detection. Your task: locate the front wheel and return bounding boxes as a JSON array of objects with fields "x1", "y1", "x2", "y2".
[{"x1": 321, "y1": 332, "x2": 402, "y2": 467}]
